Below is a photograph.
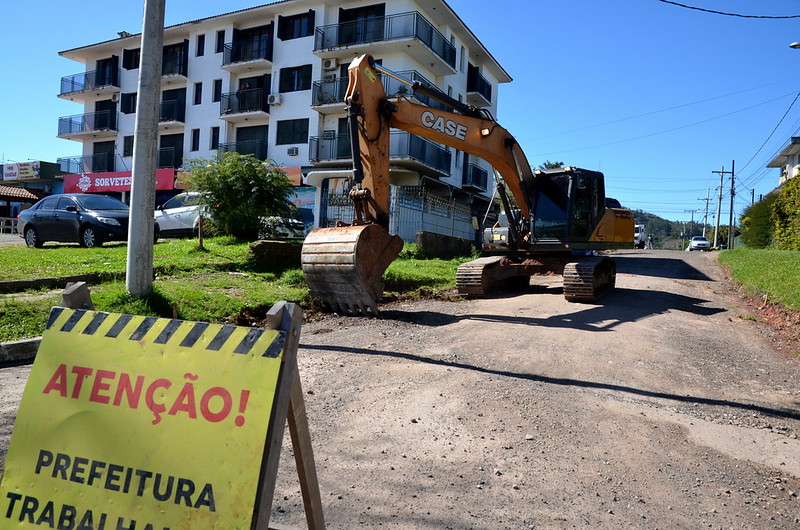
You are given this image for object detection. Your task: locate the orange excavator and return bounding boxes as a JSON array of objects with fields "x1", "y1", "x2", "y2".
[{"x1": 301, "y1": 54, "x2": 634, "y2": 314}]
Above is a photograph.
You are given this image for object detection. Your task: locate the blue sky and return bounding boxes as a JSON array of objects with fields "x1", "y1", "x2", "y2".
[{"x1": 2, "y1": 0, "x2": 799, "y2": 224}]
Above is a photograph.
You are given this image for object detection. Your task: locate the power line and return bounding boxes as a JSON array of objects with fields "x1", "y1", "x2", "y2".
[
  {"x1": 655, "y1": 0, "x2": 800, "y2": 19},
  {"x1": 737, "y1": 92, "x2": 800, "y2": 175}
]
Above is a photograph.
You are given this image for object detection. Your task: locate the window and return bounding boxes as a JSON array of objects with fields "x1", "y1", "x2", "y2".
[
  {"x1": 196, "y1": 34, "x2": 205, "y2": 57},
  {"x1": 191, "y1": 129, "x2": 200, "y2": 151},
  {"x1": 210, "y1": 127, "x2": 220, "y2": 150},
  {"x1": 276, "y1": 118, "x2": 309, "y2": 145},
  {"x1": 212, "y1": 79, "x2": 222, "y2": 102},
  {"x1": 278, "y1": 65, "x2": 312, "y2": 93},
  {"x1": 121, "y1": 93, "x2": 137, "y2": 114},
  {"x1": 193, "y1": 82, "x2": 202, "y2": 105},
  {"x1": 215, "y1": 30, "x2": 225, "y2": 53},
  {"x1": 122, "y1": 48, "x2": 140, "y2": 70},
  {"x1": 278, "y1": 10, "x2": 315, "y2": 40},
  {"x1": 123, "y1": 136, "x2": 134, "y2": 157}
]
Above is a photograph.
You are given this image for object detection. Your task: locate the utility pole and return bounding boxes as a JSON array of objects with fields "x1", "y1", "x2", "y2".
[
  {"x1": 711, "y1": 165, "x2": 732, "y2": 249},
  {"x1": 684, "y1": 209, "x2": 697, "y2": 237},
  {"x1": 697, "y1": 187, "x2": 711, "y2": 237},
  {"x1": 126, "y1": 0, "x2": 166, "y2": 297},
  {"x1": 727, "y1": 160, "x2": 736, "y2": 250}
]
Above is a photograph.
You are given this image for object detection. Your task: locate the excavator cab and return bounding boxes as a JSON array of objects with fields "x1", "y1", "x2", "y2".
[{"x1": 530, "y1": 167, "x2": 606, "y2": 246}]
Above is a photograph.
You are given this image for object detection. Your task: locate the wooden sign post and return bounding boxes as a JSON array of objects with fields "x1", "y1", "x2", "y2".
[{"x1": 0, "y1": 301, "x2": 324, "y2": 529}]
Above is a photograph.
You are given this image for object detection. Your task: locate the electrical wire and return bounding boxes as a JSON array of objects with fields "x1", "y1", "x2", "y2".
[{"x1": 655, "y1": 0, "x2": 800, "y2": 19}]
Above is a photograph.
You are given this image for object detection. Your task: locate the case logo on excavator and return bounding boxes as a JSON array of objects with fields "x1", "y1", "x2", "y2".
[{"x1": 421, "y1": 111, "x2": 467, "y2": 141}]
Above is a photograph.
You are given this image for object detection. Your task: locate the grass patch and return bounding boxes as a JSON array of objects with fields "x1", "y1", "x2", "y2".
[
  {"x1": 0, "y1": 238, "x2": 469, "y2": 341},
  {"x1": 718, "y1": 248, "x2": 800, "y2": 311}
]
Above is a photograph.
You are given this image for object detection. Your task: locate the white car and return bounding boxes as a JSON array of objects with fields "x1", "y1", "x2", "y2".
[
  {"x1": 154, "y1": 192, "x2": 202, "y2": 238},
  {"x1": 687, "y1": 236, "x2": 710, "y2": 251}
]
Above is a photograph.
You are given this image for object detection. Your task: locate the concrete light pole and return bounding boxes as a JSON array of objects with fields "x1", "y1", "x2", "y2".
[{"x1": 126, "y1": 0, "x2": 166, "y2": 297}]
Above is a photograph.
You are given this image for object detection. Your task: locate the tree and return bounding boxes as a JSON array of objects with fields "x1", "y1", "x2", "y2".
[
  {"x1": 771, "y1": 176, "x2": 800, "y2": 250},
  {"x1": 740, "y1": 193, "x2": 777, "y2": 248},
  {"x1": 184, "y1": 152, "x2": 296, "y2": 240},
  {"x1": 538, "y1": 160, "x2": 564, "y2": 170}
]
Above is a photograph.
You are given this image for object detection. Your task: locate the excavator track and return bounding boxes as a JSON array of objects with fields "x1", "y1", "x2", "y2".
[
  {"x1": 562, "y1": 255, "x2": 616, "y2": 302},
  {"x1": 301, "y1": 224, "x2": 403, "y2": 315},
  {"x1": 456, "y1": 256, "x2": 535, "y2": 296}
]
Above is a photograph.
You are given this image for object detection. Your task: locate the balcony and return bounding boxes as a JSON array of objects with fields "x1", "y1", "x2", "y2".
[
  {"x1": 466, "y1": 71, "x2": 492, "y2": 108},
  {"x1": 59, "y1": 68, "x2": 119, "y2": 101},
  {"x1": 462, "y1": 163, "x2": 488, "y2": 192},
  {"x1": 220, "y1": 88, "x2": 270, "y2": 123},
  {"x1": 158, "y1": 147, "x2": 182, "y2": 169},
  {"x1": 310, "y1": 132, "x2": 451, "y2": 176},
  {"x1": 311, "y1": 70, "x2": 448, "y2": 114},
  {"x1": 222, "y1": 35, "x2": 273, "y2": 74},
  {"x1": 218, "y1": 140, "x2": 269, "y2": 161},
  {"x1": 159, "y1": 100, "x2": 185, "y2": 126},
  {"x1": 314, "y1": 11, "x2": 456, "y2": 76},
  {"x1": 57, "y1": 153, "x2": 116, "y2": 174},
  {"x1": 57, "y1": 111, "x2": 119, "y2": 140},
  {"x1": 162, "y1": 51, "x2": 187, "y2": 80}
]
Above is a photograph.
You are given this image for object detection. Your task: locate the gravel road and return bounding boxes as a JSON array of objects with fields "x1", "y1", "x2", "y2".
[{"x1": 2, "y1": 249, "x2": 800, "y2": 528}]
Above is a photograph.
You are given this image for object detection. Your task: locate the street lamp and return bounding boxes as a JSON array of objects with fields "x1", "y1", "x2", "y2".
[{"x1": 790, "y1": 42, "x2": 800, "y2": 49}]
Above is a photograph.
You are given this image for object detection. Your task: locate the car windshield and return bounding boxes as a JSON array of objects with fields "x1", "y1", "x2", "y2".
[
  {"x1": 77, "y1": 195, "x2": 129, "y2": 211},
  {"x1": 692, "y1": 237, "x2": 707, "y2": 242}
]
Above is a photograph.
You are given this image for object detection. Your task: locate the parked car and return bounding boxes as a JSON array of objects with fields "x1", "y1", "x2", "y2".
[
  {"x1": 687, "y1": 236, "x2": 710, "y2": 251},
  {"x1": 154, "y1": 192, "x2": 202, "y2": 238},
  {"x1": 17, "y1": 193, "x2": 129, "y2": 248},
  {"x1": 258, "y1": 216, "x2": 306, "y2": 240}
]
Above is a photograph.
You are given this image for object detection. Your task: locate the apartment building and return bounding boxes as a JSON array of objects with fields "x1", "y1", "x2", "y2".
[
  {"x1": 56, "y1": 0, "x2": 511, "y2": 241},
  {"x1": 767, "y1": 136, "x2": 800, "y2": 186}
]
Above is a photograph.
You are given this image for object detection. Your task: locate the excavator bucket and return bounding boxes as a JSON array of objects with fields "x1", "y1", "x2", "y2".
[{"x1": 301, "y1": 224, "x2": 404, "y2": 315}]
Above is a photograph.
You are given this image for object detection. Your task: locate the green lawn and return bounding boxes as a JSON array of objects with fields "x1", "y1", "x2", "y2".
[
  {"x1": 0, "y1": 238, "x2": 467, "y2": 342},
  {"x1": 717, "y1": 248, "x2": 800, "y2": 311}
]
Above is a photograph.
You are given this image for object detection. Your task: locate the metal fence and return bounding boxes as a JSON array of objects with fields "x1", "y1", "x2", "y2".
[{"x1": 320, "y1": 185, "x2": 477, "y2": 243}]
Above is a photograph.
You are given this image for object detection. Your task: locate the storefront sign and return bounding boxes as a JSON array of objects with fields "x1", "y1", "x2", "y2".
[
  {"x1": 63, "y1": 169, "x2": 175, "y2": 193},
  {"x1": 3, "y1": 162, "x2": 41, "y2": 181}
]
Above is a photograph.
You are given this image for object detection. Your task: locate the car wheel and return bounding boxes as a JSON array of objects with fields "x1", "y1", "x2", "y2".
[
  {"x1": 80, "y1": 226, "x2": 103, "y2": 248},
  {"x1": 24, "y1": 227, "x2": 43, "y2": 248}
]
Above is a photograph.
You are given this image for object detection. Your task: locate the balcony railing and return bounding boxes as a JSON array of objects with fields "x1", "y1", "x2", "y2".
[
  {"x1": 309, "y1": 134, "x2": 353, "y2": 162},
  {"x1": 58, "y1": 111, "x2": 118, "y2": 136},
  {"x1": 60, "y1": 68, "x2": 119, "y2": 96},
  {"x1": 162, "y1": 51, "x2": 187, "y2": 77},
  {"x1": 462, "y1": 163, "x2": 488, "y2": 191},
  {"x1": 312, "y1": 70, "x2": 447, "y2": 111},
  {"x1": 158, "y1": 147, "x2": 182, "y2": 169},
  {"x1": 218, "y1": 140, "x2": 269, "y2": 161},
  {"x1": 220, "y1": 88, "x2": 269, "y2": 115},
  {"x1": 466, "y1": 71, "x2": 492, "y2": 104},
  {"x1": 159, "y1": 100, "x2": 185, "y2": 123},
  {"x1": 310, "y1": 132, "x2": 450, "y2": 173},
  {"x1": 391, "y1": 132, "x2": 451, "y2": 174},
  {"x1": 57, "y1": 154, "x2": 116, "y2": 174},
  {"x1": 314, "y1": 11, "x2": 455, "y2": 69},
  {"x1": 223, "y1": 35, "x2": 273, "y2": 65}
]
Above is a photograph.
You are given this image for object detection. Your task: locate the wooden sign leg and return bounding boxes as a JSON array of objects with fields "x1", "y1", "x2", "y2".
[{"x1": 288, "y1": 370, "x2": 326, "y2": 530}]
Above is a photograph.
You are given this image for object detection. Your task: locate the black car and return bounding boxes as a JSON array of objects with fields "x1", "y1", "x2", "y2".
[{"x1": 17, "y1": 193, "x2": 129, "y2": 248}]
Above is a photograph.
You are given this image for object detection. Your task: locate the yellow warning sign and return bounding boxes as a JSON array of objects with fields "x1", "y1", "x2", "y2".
[{"x1": 0, "y1": 307, "x2": 287, "y2": 529}]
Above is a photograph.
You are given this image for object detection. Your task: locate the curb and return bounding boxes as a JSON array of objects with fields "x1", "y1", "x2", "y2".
[{"x1": 0, "y1": 337, "x2": 40, "y2": 364}]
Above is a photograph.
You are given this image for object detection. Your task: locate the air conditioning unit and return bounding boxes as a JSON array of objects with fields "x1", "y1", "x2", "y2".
[
  {"x1": 267, "y1": 94, "x2": 282, "y2": 105},
  {"x1": 323, "y1": 73, "x2": 337, "y2": 82},
  {"x1": 111, "y1": 93, "x2": 120, "y2": 103},
  {"x1": 322, "y1": 130, "x2": 336, "y2": 140},
  {"x1": 287, "y1": 147, "x2": 299, "y2": 156},
  {"x1": 322, "y1": 58, "x2": 339, "y2": 71}
]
